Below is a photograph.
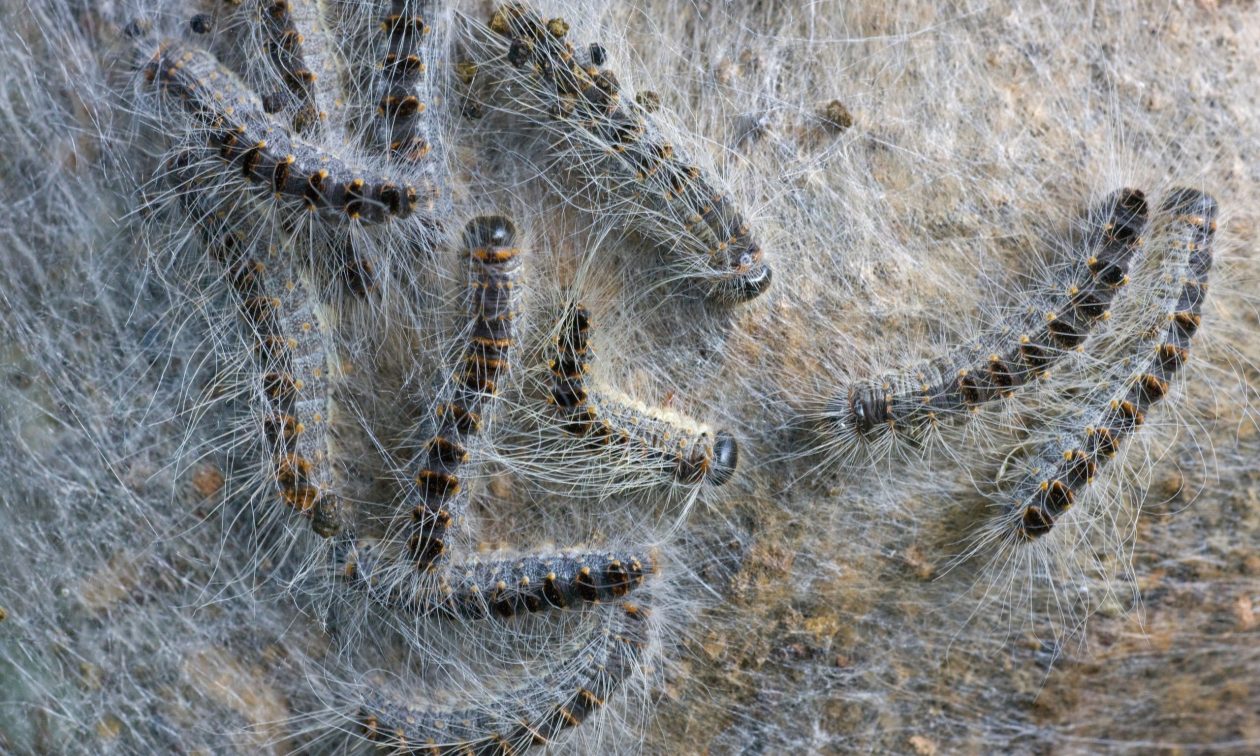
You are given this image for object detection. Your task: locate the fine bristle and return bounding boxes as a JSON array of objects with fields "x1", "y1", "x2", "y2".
[{"x1": 1, "y1": 2, "x2": 1256, "y2": 754}]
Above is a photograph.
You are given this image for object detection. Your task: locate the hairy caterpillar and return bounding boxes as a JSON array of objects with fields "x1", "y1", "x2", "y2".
[
  {"x1": 358, "y1": 600, "x2": 649, "y2": 753},
  {"x1": 182, "y1": 184, "x2": 346, "y2": 536},
  {"x1": 350, "y1": 1, "x2": 442, "y2": 163},
  {"x1": 404, "y1": 215, "x2": 524, "y2": 569},
  {"x1": 472, "y1": 2, "x2": 771, "y2": 303},
  {"x1": 827, "y1": 188, "x2": 1149, "y2": 450},
  {"x1": 243, "y1": 259, "x2": 346, "y2": 536},
  {"x1": 216, "y1": 0, "x2": 342, "y2": 132},
  {"x1": 339, "y1": 540, "x2": 652, "y2": 619},
  {"x1": 139, "y1": 37, "x2": 424, "y2": 223},
  {"x1": 1001, "y1": 188, "x2": 1217, "y2": 540},
  {"x1": 549, "y1": 303, "x2": 739, "y2": 487}
]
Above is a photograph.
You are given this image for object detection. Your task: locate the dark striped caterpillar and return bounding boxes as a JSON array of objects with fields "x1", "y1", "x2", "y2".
[
  {"x1": 338, "y1": 540, "x2": 652, "y2": 619},
  {"x1": 248, "y1": 0, "x2": 344, "y2": 135},
  {"x1": 1004, "y1": 188, "x2": 1217, "y2": 540},
  {"x1": 358, "y1": 600, "x2": 649, "y2": 753},
  {"x1": 178, "y1": 182, "x2": 345, "y2": 537},
  {"x1": 550, "y1": 303, "x2": 739, "y2": 487},
  {"x1": 404, "y1": 215, "x2": 523, "y2": 569},
  {"x1": 829, "y1": 187, "x2": 1149, "y2": 447},
  {"x1": 476, "y1": 3, "x2": 771, "y2": 303},
  {"x1": 140, "y1": 38, "x2": 426, "y2": 223},
  {"x1": 355, "y1": 1, "x2": 442, "y2": 163}
]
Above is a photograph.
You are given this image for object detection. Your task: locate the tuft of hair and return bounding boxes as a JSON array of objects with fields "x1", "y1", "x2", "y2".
[{"x1": 3, "y1": 1, "x2": 1260, "y2": 754}]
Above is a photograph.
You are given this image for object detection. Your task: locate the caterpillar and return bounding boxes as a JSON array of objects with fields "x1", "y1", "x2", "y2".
[
  {"x1": 338, "y1": 540, "x2": 653, "y2": 619},
  {"x1": 826, "y1": 187, "x2": 1150, "y2": 449},
  {"x1": 404, "y1": 215, "x2": 523, "y2": 569},
  {"x1": 1002, "y1": 188, "x2": 1217, "y2": 540},
  {"x1": 358, "y1": 600, "x2": 649, "y2": 754},
  {"x1": 348, "y1": 0, "x2": 443, "y2": 164},
  {"x1": 180, "y1": 183, "x2": 346, "y2": 537},
  {"x1": 474, "y1": 2, "x2": 772, "y2": 303},
  {"x1": 139, "y1": 38, "x2": 425, "y2": 223},
  {"x1": 550, "y1": 303, "x2": 739, "y2": 487},
  {"x1": 247, "y1": 0, "x2": 344, "y2": 135}
]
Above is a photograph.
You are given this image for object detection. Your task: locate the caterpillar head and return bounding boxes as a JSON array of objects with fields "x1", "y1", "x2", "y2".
[{"x1": 706, "y1": 431, "x2": 740, "y2": 486}]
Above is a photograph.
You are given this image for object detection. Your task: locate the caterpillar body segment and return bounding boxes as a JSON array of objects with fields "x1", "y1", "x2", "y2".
[
  {"x1": 549, "y1": 303, "x2": 739, "y2": 487},
  {"x1": 832, "y1": 188, "x2": 1150, "y2": 446},
  {"x1": 338, "y1": 539, "x2": 653, "y2": 619},
  {"x1": 357, "y1": 601, "x2": 650, "y2": 754},
  {"x1": 139, "y1": 38, "x2": 425, "y2": 223},
  {"x1": 225, "y1": 0, "x2": 345, "y2": 135},
  {"x1": 405, "y1": 216, "x2": 522, "y2": 570},
  {"x1": 479, "y1": 3, "x2": 771, "y2": 302},
  {"x1": 1008, "y1": 188, "x2": 1217, "y2": 540},
  {"x1": 365, "y1": 0, "x2": 442, "y2": 164}
]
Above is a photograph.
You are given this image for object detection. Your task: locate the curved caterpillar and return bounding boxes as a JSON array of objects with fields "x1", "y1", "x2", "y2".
[
  {"x1": 828, "y1": 187, "x2": 1149, "y2": 448},
  {"x1": 1004, "y1": 188, "x2": 1217, "y2": 540},
  {"x1": 550, "y1": 303, "x2": 739, "y2": 487},
  {"x1": 476, "y1": 2, "x2": 772, "y2": 303},
  {"x1": 139, "y1": 38, "x2": 425, "y2": 223},
  {"x1": 358, "y1": 600, "x2": 649, "y2": 754}
]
